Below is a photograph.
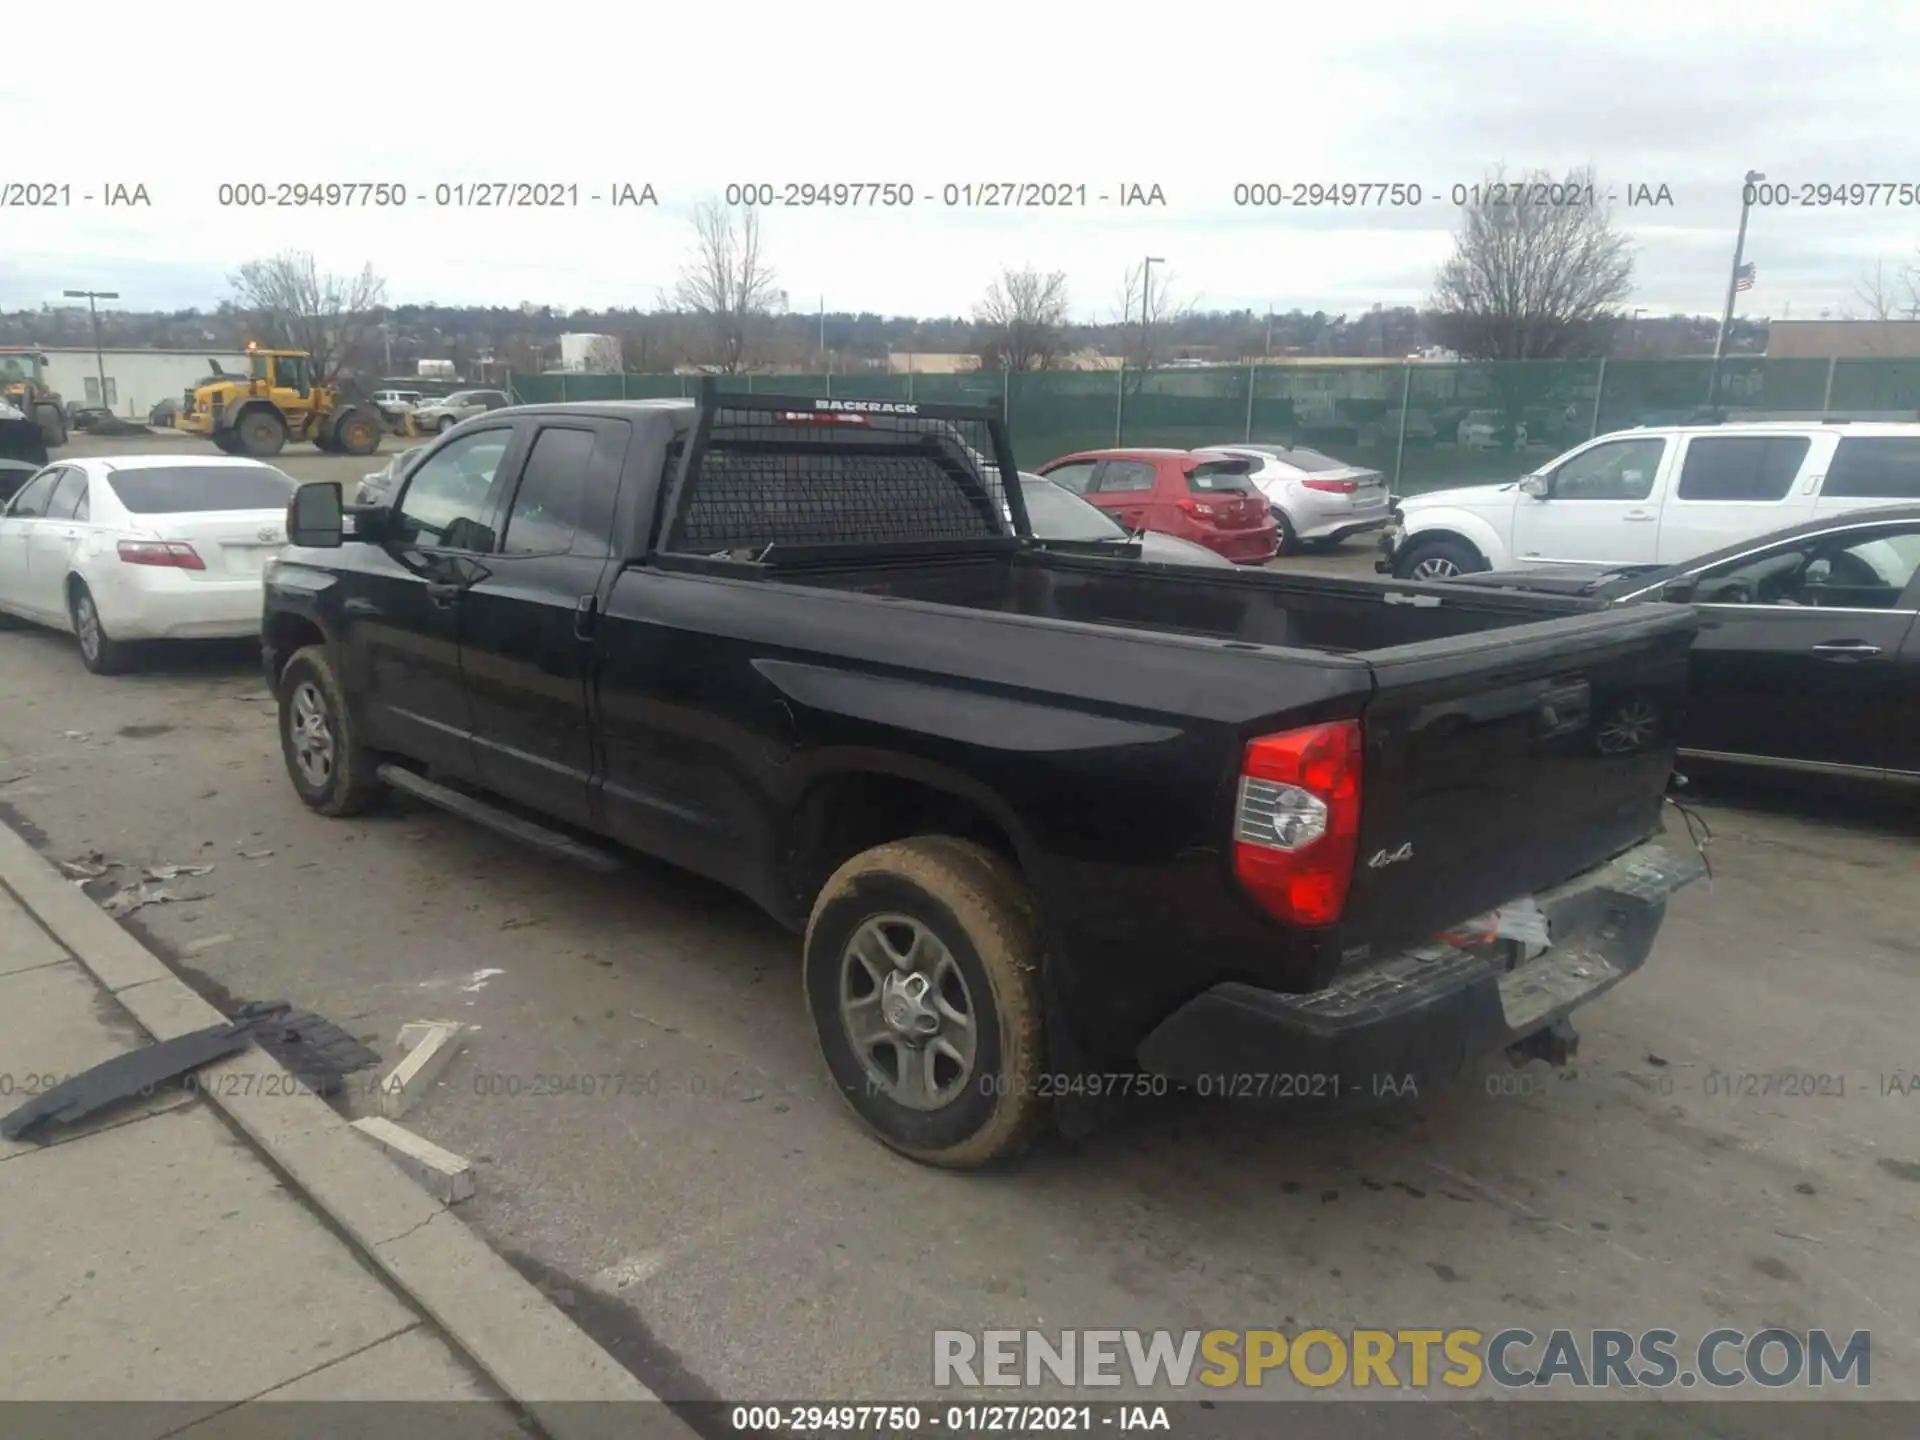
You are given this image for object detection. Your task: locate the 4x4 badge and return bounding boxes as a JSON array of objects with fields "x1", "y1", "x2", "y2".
[{"x1": 1367, "y1": 843, "x2": 1414, "y2": 869}]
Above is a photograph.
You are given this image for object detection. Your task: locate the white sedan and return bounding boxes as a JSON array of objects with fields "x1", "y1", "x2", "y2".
[{"x1": 0, "y1": 454, "x2": 296, "y2": 674}]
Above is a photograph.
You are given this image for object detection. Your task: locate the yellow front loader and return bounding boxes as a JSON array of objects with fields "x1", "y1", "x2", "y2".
[{"x1": 173, "y1": 345, "x2": 383, "y2": 458}]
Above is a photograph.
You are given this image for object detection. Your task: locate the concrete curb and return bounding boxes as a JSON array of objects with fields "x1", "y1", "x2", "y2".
[{"x1": 0, "y1": 821, "x2": 691, "y2": 1440}]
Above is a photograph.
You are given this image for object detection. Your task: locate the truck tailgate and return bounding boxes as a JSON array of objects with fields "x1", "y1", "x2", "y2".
[{"x1": 1338, "y1": 603, "x2": 1699, "y2": 961}]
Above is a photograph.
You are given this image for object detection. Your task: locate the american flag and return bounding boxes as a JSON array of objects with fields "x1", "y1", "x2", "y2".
[{"x1": 1734, "y1": 261, "x2": 1756, "y2": 293}]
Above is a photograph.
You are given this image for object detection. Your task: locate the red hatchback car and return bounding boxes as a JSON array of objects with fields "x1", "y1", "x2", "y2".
[{"x1": 1033, "y1": 448, "x2": 1280, "y2": 564}]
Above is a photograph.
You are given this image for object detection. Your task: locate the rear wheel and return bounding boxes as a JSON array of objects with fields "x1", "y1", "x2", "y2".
[
  {"x1": 70, "y1": 582, "x2": 134, "y2": 675},
  {"x1": 34, "y1": 403, "x2": 66, "y2": 447},
  {"x1": 1271, "y1": 506, "x2": 1301, "y2": 556},
  {"x1": 235, "y1": 408, "x2": 287, "y2": 457},
  {"x1": 1393, "y1": 536, "x2": 1487, "y2": 581},
  {"x1": 804, "y1": 836, "x2": 1047, "y2": 1168},
  {"x1": 277, "y1": 645, "x2": 382, "y2": 816}
]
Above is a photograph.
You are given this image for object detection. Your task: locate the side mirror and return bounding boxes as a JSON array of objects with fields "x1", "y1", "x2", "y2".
[
  {"x1": 288, "y1": 481, "x2": 344, "y2": 548},
  {"x1": 1518, "y1": 475, "x2": 1550, "y2": 499},
  {"x1": 1661, "y1": 575, "x2": 1699, "y2": 603}
]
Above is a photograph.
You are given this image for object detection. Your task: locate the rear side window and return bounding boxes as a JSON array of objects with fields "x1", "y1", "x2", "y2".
[
  {"x1": 1675, "y1": 436, "x2": 1809, "y2": 501},
  {"x1": 1186, "y1": 461, "x2": 1255, "y2": 492},
  {"x1": 44, "y1": 469, "x2": 87, "y2": 520},
  {"x1": 501, "y1": 426, "x2": 596, "y2": 555},
  {"x1": 1822, "y1": 437, "x2": 1920, "y2": 498},
  {"x1": 105, "y1": 466, "x2": 297, "y2": 513},
  {"x1": 1093, "y1": 460, "x2": 1156, "y2": 494},
  {"x1": 1040, "y1": 461, "x2": 1097, "y2": 494}
]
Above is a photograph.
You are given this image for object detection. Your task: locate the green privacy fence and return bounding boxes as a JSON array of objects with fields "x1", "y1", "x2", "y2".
[{"x1": 511, "y1": 358, "x2": 1920, "y2": 495}]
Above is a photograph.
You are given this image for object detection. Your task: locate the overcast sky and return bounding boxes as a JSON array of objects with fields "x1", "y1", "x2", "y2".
[{"x1": 4, "y1": 0, "x2": 1917, "y2": 325}]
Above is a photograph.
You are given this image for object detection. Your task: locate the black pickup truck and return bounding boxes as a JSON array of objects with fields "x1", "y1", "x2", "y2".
[{"x1": 265, "y1": 385, "x2": 1705, "y2": 1167}]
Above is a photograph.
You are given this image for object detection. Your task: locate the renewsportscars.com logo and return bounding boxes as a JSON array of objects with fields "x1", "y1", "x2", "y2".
[{"x1": 932, "y1": 1328, "x2": 1872, "y2": 1392}]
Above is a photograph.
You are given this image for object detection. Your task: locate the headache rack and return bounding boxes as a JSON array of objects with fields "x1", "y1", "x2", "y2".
[{"x1": 656, "y1": 379, "x2": 1029, "y2": 568}]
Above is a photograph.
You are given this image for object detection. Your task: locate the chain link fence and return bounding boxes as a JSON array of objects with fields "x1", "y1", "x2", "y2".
[{"x1": 510, "y1": 359, "x2": 1920, "y2": 494}]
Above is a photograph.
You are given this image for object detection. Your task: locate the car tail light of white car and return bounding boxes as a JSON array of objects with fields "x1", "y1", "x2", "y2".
[
  {"x1": 1231, "y1": 719, "x2": 1363, "y2": 927},
  {"x1": 1301, "y1": 477, "x2": 1359, "y2": 494},
  {"x1": 117, "y1": 539, "x2": 205, "y2": 570}
]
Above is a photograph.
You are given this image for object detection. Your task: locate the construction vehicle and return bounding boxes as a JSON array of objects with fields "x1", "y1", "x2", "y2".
[
  {"x1": 0, "y1": 348, "x2": 68, "y2": 447},
  {"x1": 173, "y1": 344, "x2": 383, "y2": 458}
]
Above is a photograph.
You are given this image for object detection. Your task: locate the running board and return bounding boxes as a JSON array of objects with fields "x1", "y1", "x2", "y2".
[{"x1": 375, "y1": 765, "x2": 625, "y2": 875}]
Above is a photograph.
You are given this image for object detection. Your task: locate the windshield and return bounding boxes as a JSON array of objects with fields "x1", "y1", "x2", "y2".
[
  {"x1": 1273, "y1": 448, "x2": 1350, "y2": 474},
  {"x1": 1018, "y1": 477, "x2": 1126, "y2": 540},
  {"x1": 106, "y1": 465, "x2": 297, "y2": 513}
]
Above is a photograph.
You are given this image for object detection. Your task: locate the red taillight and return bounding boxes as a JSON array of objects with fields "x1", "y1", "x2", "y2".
[
  {"x1": 1301, "y1": 478, "x2": 1358, "y2": 494},
  {"x1": 117, "y1": 540, "x2": 205, "y2": 570},
  {"x1": 1175, "y1": 497, "x2": 1222, "y2": 519},
  {"x1": 1231, "y1": 720, "x2": 1363, "y2": 928}
]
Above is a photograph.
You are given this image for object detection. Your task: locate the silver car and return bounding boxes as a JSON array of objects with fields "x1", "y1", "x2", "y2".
[
  {"x1": 412, "y1": 389, "x2": 511, "y2": 434},
  {"x1": 1015, "y1": 473, "x2": 1234, "y2": 566},
  {"x1": 355, "y1": 445, "x2": 425, "y2": 505},
  {"x1": 1200, "y1": 442, "x2": 1392, "y2": 553}
]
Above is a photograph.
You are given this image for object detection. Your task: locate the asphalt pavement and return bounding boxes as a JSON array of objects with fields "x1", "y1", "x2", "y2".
[{"x1": 6, "y1": 431, "x2": 1919, "y2": 1412}]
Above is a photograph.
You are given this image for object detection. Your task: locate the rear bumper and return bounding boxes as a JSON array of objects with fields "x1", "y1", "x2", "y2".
[
  {"x1": 1204, "y1": 525, "x2": 1281, "y2": 564},
  {"x1": 93, "y1": 567, "x2": 265, "y2": 640},
  {"x1": 1135, "y1": 840, "x2": 1705, "y2": 1100}
]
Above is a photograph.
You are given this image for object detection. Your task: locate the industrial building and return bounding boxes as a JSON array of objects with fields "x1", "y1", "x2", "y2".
[{"x1": 39, "y1": 347, "x2": 248, "y2": 419}]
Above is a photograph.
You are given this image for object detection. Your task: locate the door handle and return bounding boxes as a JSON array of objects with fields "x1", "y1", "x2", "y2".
[
  {"x1": 573, "y1": 593, "x2": 598, "y2": 640},
  {"x1": 1622, "y1": 510, "x2": 1655, "y2": 522},
  {"x1": 424, "y1": 582, "x2": 463, "y2": 608},
  {"x1": 1811, "y1": 641, "x2": 1882, "y2": 659}
]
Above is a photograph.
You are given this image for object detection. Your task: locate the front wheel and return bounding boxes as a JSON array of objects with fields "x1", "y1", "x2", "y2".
[
  {"x1": 235, "y1": 408, "x2": 287, "y2": 457},
  {"x1": 277, "y1": 645, "x2": 383, "y2": 816},
  {"x1": 1393, "y1": 536, "x2": 1487, "y2": 581},
  {"x1": 436, "y1": 416, "x2": 456, "y2": 433},
  {"x1": 804, "y1": 836, "x2": 1048, "y2": 1168}
]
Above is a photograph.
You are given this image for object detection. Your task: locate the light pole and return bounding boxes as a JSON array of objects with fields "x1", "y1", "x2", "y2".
[
  {"x1": 1140, "y1": 257, "x2": 1164, "y2": 367},
  {"x1": 1707, "y1": 171, "x2": 1764, "y2": 408},
  {"x1": 1630, "y1": 307, "x2": 1647, "y2": 355},
  {"x1": 63, "y1": 288, "x2": 119, "y2": 415}
]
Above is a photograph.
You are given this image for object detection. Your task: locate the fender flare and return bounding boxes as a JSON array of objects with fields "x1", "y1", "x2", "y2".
[
  {"x1": 1396, "y1": 506, "x2": 1509, "y2": 569},
  {"x1": 217, "y1": 396, "x2": 284, "y2": 434}
]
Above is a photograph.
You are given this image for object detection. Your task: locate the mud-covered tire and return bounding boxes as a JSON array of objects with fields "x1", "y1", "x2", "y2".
[
  {"x1": 1393, "y1": 535, "x2": 1487, "y2": 581},
  {"x1": 235, "y1": 407, "x2": 287, "y2": 457},
  {"x1": 69, "y1": 582, "x2": 134, "y2": 675},
  {"x1": 804, "y1": 836, "x2": 1047, "y2": 1168},
  {"x1": 277, "y1": 644, "x2": 382, "y2": 817},
  {"x1": 332, "y1": 407, "x2": 382, "y2": 456},
  {"x1": 34, "y1": 404, "x2": 66, "y2": 448}
]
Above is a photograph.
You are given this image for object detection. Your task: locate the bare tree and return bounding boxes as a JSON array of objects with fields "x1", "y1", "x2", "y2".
[
  {"x1": 1428, "y1": 166, "x2": 1634, "y2": 362},
  {"x1": 227, "y1": 251, "x2": 387, "y2": 384},
  {"x1": 672, "y1": 201, "x2": 780, "y2": 373},
  {"x1": 1855, "y1": 259, "x2": 1901, "y2": 321},
  {"x1": 973, "y1": 266, "x2": 1070, "y2": 371},
  {"x1": 1113, "y1": 262, "x2": 1196, "y2": 367}
]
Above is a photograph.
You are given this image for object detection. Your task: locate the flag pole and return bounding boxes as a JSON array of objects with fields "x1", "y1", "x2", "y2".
[{"x1": 1708, "y1": 170, "x2": 1763, "y2": 410}]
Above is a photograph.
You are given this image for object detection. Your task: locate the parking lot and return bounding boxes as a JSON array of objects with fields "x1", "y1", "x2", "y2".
[{"x1": 3, "y1": 432, "x2": 1918, "y2": 1408}]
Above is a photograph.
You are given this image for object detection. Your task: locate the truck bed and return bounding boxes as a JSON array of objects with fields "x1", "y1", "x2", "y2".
[{"x1": 789, "y1": 548, "x2": 1607, "y2": 654}]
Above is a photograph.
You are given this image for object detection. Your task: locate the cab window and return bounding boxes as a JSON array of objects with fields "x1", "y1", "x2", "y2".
[
  {"x1": 1547, "y1": 438, "x2": 1665, "y2": 501},
  {"x1": 393, "y1": 432, "x2": 512, "y2": 551}
]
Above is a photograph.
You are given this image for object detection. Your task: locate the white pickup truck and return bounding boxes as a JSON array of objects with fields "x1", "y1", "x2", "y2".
[{"x1": 1380, "y1": 421, "x2": 1920, "y2": 580}]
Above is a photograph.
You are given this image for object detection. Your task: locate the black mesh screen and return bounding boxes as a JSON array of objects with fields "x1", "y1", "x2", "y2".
[{"x1": 665, "y1": 405, "x2": 1011, "y2": 556}]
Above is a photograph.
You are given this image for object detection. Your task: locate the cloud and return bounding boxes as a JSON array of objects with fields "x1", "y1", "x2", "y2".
[{"x1": 4, "y1": 0, "x2": 1915, "y2": 320}]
